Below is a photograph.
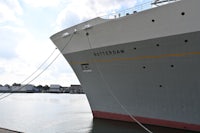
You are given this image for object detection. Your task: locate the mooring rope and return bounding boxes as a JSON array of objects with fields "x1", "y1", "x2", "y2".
[
  {"x1": 0, "y1": 48, "x2": 57, "y2": 97},
  {"x1": 0, "y1": 34, "x2": 74, "y2": 101},
  {"x1": 86, "y1": 31, "x2": 153, "y2": 133}
]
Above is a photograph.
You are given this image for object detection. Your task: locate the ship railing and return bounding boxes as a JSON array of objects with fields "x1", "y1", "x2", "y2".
[{"x1": 101, "y1": 0, "x2": 180, "y2": 19}]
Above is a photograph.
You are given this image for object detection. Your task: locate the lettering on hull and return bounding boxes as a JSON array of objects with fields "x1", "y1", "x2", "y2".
[{"x1": 93, "y1": 49, "x2": 125, "y2": 57}]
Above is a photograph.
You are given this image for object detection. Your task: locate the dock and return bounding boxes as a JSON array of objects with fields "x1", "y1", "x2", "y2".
[{"x1": 0, "y1": 128, "x2": 22, "y2": 133}]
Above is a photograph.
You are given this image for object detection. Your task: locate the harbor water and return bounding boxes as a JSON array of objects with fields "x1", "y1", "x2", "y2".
[{"x1": 0, "y1": 94, "x2": 198, "y2": 133}]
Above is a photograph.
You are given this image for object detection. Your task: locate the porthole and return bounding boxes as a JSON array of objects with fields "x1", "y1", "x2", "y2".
[
  {"x1": 181, "y1": 12, "x2": 185, "y2": 16},
  {"x1": 152, "y1": 19, "x2": 155, "y2": 22}
]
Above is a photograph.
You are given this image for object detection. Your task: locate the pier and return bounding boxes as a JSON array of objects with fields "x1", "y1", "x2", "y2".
[{"x1": 0, "y1": 128, "x2": 22, "y2": 133}]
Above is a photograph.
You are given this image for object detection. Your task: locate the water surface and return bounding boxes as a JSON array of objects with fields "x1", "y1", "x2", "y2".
[{"x1": 0, "y1": 94, "x2": 198, "y2": 133}]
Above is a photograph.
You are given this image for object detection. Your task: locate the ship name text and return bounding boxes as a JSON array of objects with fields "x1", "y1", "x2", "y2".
[{"x1": 93, "y1": 49, "x2": 125, "y2": 57}]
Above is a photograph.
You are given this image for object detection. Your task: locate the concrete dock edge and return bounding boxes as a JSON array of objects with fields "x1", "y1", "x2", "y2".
[{"x1": 0, "y1": 127, "x2": 22, "y2": 133}]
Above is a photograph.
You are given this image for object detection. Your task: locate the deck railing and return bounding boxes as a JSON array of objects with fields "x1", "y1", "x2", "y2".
[{"x1": 101, "y1": 0, "x2": 179, "y2": 19}]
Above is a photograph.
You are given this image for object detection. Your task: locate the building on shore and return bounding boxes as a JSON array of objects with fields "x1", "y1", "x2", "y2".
[
  {"x1": 11, "y1": 84, "x2": 35, "y2": 93},
  {"x1": 0, "y1": 84, "x2": 83, "y2": 94},
  {"x1": 48, "y1": 84, "x2": 62, "y2": 93},
  {"x1": 69, "y1": 85, "x2": 84, "y2": 94},
  {"x1": 0, "y1": 85, "x2": 11, "y2": 93}
]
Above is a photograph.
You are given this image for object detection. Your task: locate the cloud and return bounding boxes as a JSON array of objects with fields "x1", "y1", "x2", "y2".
[
  {"x1": 0, "y1": 30, "x2": 78, "y2": 86},
  {"x1": 0, "y1": 26, "x2": 42, "y2": 85},
  {"x1": 33, "y1": 61, "x2": 80, "y2": 86},
  {"x1": 0, "y1": 25, "x2": 78, "y2": 86},
  {"x1": 0, "y1": 0, "x2": 23, "y2": 24},
  {"x1": 22, "y1": 0, "x2": 60, "y2": 8},
  {"x1": 0, "y1": 0, "x2": 82, "y2": 86},
  {"x1": 0, "y1": 66, "x2": 5, "y2": 75},
  {"x1": 56, "y1": 0, "x2": 137, "y2": 29},
  {"x1": 0, "y1": 0, "x2": 143, "y2": 86},
  {"x1": 0, "y1": 26, "x2": 28, "y2": 59}
]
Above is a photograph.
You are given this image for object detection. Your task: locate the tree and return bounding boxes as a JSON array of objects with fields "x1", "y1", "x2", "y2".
[
  {"x1": 36, "y1": 85, "x2": 43, "y2": 88},
  {"x1": 12, "y1": 83, "x2": 21, "y2": 86},
  {"x1": 43, "y1": 85, "x2": 49, "y2": 91}
]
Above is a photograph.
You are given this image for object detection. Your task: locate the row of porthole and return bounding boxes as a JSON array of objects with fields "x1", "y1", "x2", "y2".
[
  {"x1": 136, "y1": 10, "x2": 185, "y2": 89},
  {"x1": 133, "y1": 39, "x2": 189, "y2": 50},
  {"x1": 142, "y1": 65, "x2": 174, "y2": 69},
  {"x1": 151, "y1": 12, "x2": 185, "y2": 22},
  {"x1": 85, "y1": 12, "x2": 186, "y2": 36}
]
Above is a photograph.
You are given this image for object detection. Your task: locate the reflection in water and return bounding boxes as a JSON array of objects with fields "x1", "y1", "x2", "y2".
[
  {"x1": 90, "y1": 118, "x2": 199, "y2": 133},
  {"x1": 0, "y1": 94, "x2": 199, "y2": 133},
  {"x1": 91, "y1": 118, "x2": 144, "y2": 133}
]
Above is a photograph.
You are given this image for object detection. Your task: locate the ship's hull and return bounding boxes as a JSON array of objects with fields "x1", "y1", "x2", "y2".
[
  {"x1": 51, "y1": 0, "x2": 200, "y2": 131},
  {"x1": 65, "y1": 31, "x2": 200, "y2": 131}
]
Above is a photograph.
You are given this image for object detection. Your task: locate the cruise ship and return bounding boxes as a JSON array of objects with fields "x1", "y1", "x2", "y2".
[{"x1": 50, "y1": 0, "x2": 200, "y2": 131}]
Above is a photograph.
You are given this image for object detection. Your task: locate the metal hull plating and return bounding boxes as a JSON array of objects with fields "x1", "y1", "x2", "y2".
[
  {"x1": 65, "y1": 31, "x2": 200, "y2": 131},
  {"x1": 50, "y1": 0, "x2": 200, "y2": 131}
]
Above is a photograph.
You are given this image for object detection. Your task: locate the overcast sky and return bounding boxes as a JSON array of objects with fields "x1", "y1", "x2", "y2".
[{"x1": 0, "y1": 0, "x2": 149, "y2": 86}]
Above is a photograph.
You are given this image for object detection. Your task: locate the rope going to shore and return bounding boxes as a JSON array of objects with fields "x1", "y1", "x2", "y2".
[
  {"x1": 85, "y1": 31, "x2": 153, "y2": 133},
  {"x1": 0, "y1": 48, "x2": 57, "y2": 98},
  {"x1": 0, "y1": 34, "x2": 74, "y2": 101}
]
